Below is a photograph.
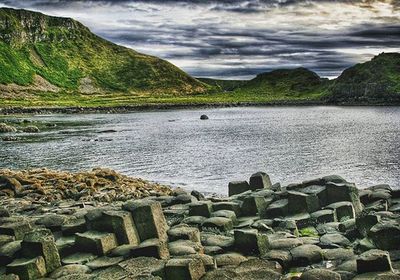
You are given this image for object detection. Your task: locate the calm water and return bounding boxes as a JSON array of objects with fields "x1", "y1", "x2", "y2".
[{"x1": 1, "y1": 106, "x2": 399, "y2": 194}]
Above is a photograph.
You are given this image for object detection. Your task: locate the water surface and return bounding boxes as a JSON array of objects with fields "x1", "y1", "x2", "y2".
[{"x1": 1, "y1": 106, "x2": 399, "y2": 194}]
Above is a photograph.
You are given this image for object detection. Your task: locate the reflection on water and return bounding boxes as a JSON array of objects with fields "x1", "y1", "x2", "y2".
[{"x1": 1, "y1": 106, "x2": 399, "y2": 194}]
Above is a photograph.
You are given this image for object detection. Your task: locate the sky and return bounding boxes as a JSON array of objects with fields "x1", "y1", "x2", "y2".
[{"x1": 0, "y1": 0, "x2": 399, "y2": 80}]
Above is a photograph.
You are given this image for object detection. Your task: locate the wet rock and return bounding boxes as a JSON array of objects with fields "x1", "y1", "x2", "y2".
[
  {"x1": 229, "y1": 181, "x2": 251, "y2": 196},
  {"x1": 165, "y1": 258, "x2": 205, "y2": 280},
  {"x1": 189, "y1": 201, "x2": 213, "y2": 217},
  {"x1": 300, "y1": 268, "x2": 341, "y2": 280},
  {"x1": 75, "y1": 231, "x2": 118, "y2": 256},
  {"x1": 122, "y1": 199, "x2": 168, "y2": 241},
  {"x1": 49, "y1": 264, "x2": 91, "y2": 278},
  {"x1": 357, "y1": 249, "x2": 392, "y2": 273},
  {"x1": 290, "y1": 244, "x2": 323, "y2": 266},
  {"x1": 6, "y1": 256, "x2": 46, "y2": 280},
  {"x1": 234, "y1": 229, "x2": 269, "y2": 256},
  {"x1": 200, "y1": 115, "x2": 209, "y2": 120},
  {"x1": 249, "y1": 172, "x2": 272, "y2": 191}
]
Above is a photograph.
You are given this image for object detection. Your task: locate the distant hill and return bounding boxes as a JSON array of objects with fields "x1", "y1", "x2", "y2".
[
  {"x1": 0, "y1": 8, "x2": 208, "y2": 95},
  {"x1": 197, "y1": 78, "x2": 247, "y2": 92},
  {"x1": 325, "y1": 53, "x2": 400, "y2": 104}
]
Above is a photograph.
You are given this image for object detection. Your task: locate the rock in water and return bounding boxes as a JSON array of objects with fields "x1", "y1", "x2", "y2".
[{"x1": 200, "y1": 115, "x2": 209, "y2": 120}]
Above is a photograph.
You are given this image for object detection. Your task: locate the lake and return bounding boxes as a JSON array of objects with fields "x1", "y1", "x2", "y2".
[{"x1": 1, "y1": 106, "x2": 399, "y2": 195}]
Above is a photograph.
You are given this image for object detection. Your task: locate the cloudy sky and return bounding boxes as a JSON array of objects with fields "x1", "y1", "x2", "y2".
[{"x1": 1, "y1": 0, "x2": 399, "y2": 79}]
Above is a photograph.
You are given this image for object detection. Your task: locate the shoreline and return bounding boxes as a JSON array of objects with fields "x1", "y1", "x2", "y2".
[{"x1": 1, "y1": 100, "x2": 399, "y2": 115}]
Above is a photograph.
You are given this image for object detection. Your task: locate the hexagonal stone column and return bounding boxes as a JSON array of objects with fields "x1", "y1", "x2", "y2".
[
  {"x1": 201, "y1": 217, "x2": 233, "y2": 232},
  {"x1": 21, "y1": 228, "x2": 61, "y2": 273},
  {"x1": 357, "y1": 249, "x2": 392, "y2": 273},
  {"x1": 130, "y1": 238, "x2": 170, "y2": 260},
  {"x1": 228, "y1": 181, "x2": 251, "y2": 196},
  {"x1": 240, "y1": 195, "x2": 269, "y2": 216},
  {"x1": 0, "y1": 221, "x2": 31, "y2": 240},
  {"x1": 326, "y1": 201, "x2": 355, "y2": 222},
  {"x1": 75, "y1": 231, "x2": 118, "y2": 256},
  {"x1": 6, "y1": 256, "x2": 46, "y2": 280},
  {"x1": 188, "y1": 201, "x2": 213, "y2": 217},
  {"x1": 249, "y1": 172, "x2": 272, "y2": 191},
  {"x1": 123, "y1": 199, "x2": 168, "y2": 242},
  {"x1": 261, "y1": 199, "x2": 288, "y2": 219},
  {"x1": 234, "y1": 229, "x2": 269, "y2": 256},
  {"x1": 288, "y1": 191, "x2": 320, "y2": 214},
  {"x1": 326, "y1": 182, "x2": 363, "y2": 215},
  {"x1": 165, "y1": 258, "x2": 205, "y2": 280}
]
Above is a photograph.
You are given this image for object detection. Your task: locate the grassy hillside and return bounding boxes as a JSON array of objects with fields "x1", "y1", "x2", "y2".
[
  {"x1": 325, "y1": 53, "x2": 400, "y2": 104},
  {"x1": 197, "y1": 78, "x2": 247, "y2": 92},
  {"x1": 0, "y1": 8, "x2": 208, "y2": 95}
]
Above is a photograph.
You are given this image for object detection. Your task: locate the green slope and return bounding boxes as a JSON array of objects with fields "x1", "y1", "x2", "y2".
[
  {"x1": 325, "y1": 53, "x2": 400, "y2": 104},
  {"x1": 0, "y1": 8, "x2": 208, "y2": 95}
]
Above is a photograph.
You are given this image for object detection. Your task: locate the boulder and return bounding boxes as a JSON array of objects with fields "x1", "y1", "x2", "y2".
[
  {"x1": 21, "y1": 228, "x2": 61, "y2": 273},
  {"x1": 200, "y1": 115, "x2": 209, "y2": 120},
  {"x1": 234, "y1": 229, "x2": 269, "y2": 256},
  {"x1": 249, "y1": 172, "x2": 272, "y2": 191},
  {"x1": 301, "y1": 185, "x2": 329, "y2": 207},
  {"x1": 357, "y1": 249, "x2": 392, "y2": 273},
  {"x1": 188, "y1": 201, "x2": 213, "y2": 218},
  {"x1": 300, "y1": 268, "x2": 341, "y2": 280},
  {"x1": 6, "y1": 256, "x2": 46, "y2": 280},
  {"x1": 122, "y1": 199, "x2": 168, "y2": 242},
  {"x1": 165, "y1": 258, "x2": 205, "y2": 280},
  {"x1": 290, "y1": 244, "x2": 323, "y2": 266},
  {"x1": 228, "y1": 181, "x2": 251, "y2": 196},
  {"x1": 0, "y1": 123, "x2": 17, "y2": 133},
  {"x1": 75, "y1": 231, "x2": 118, "y2": 256}
]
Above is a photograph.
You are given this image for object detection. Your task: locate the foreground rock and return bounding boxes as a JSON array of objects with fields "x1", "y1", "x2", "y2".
[{"x1": 0, "y1": 170, "x2": 399, "y2": 280}]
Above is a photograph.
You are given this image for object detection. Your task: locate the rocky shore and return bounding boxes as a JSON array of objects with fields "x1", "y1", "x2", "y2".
[{"x1": 0, "y1": 170, "x2": 399, "y2": 280}]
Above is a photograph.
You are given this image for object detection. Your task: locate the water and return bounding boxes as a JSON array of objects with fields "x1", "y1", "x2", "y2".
[{"x1": 1, "y1": 106, "x2": 399, "y2": 195}]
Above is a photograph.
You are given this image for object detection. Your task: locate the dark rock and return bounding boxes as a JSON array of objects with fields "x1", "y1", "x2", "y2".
[
  {"x1": 357, "y1": 249, "x2": 392, "y2": 273},
  {"x1": 261, "y1": 199, "x2": 288, "y2": 219},
  {"x1": 234, "y1": 229, "x2": 269, "y2": 256},
  {"x1": 200, "y1": 115, "x2": 209, "y2": 120},
  {"x1": 288, "y1": 191, "x2": 320, "y2": 214},
  {"x1": 130, "y1": 238, "x2": 170, "y2": 260},
  {"x1": 228, "y1": 181, "x2": 251, "y2": 196},
  {"x1": 249, "y1": 172, "x2": 272, "y2": 191},
  {"x1": 290, "y1": 244, "x2": 323, "y2": 266},
  {"x1": 22, "y1": 126, "x2": 39, "y2": 133},
  {"x1": 75, "y1": 231, "x2": 118, "y2": 256},
  {"x1": 188, "y1": 201, "x2": 213, "y2": 218},
  {"x1": 300, "y1": 268, "x2": 341, "y2": 280},
  {"x1": 368, "y1": 220, "x2": 400, "y2": 250},
  {"x1": 191, "y1": 190, "x2": 205, "y2": 201},
  {"x1": 165, "y1": 258, "x2": 205, "y2": 280},
  {"x1": 6, "y1": 256, "x2": 46, "y2": 280}
]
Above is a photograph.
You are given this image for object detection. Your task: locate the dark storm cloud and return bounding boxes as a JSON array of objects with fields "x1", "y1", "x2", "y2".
[{"x1": 0, "y1": 0, "x2": 399, "y2": 79}]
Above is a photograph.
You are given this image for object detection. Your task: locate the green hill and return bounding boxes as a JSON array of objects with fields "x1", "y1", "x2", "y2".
[
  {"x1": 325, "y1": 53, "x2": 400, "y2": 104},
  {"x1": 0, "y1": 8, "x2": 208, "y2": 96}
]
